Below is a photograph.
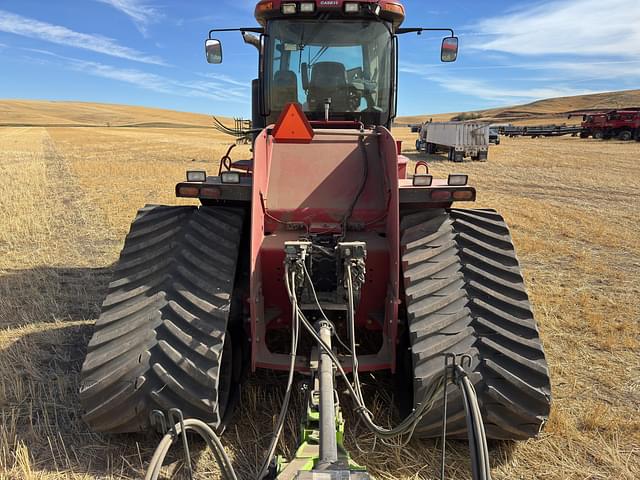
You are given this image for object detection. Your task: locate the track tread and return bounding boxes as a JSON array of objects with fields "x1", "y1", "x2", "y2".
[
  {"x1": 80, "y1": 205, "x2": 244, "y2": 433},
  {"x1": 401, "y1": 208, "x2": 551, "y2": 440}
]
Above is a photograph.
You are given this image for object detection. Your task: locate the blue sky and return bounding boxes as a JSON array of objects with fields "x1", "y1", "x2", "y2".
[{"x1": 0, "y1": 0, "x2": 639, "y2": 116}]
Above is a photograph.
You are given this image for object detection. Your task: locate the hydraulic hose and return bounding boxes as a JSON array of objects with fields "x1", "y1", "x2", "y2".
[
  {"x1": 450, "y1": 365, "x2": 492, "y2": 480},
  {"x1": 145, "y1": 262, "x2": 487, "y2": 480},
  {"x1": 144, "y1": 418, "x2": 237, "y2": 480},
  {"x1": 286, "y1": 264, "x2": 446, "y2": 443},
  {"x1": 257, "y1": 269, "x2": 301, "y2": 479}
]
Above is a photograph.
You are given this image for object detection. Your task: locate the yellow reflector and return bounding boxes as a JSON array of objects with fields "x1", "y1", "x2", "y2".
[
  {"x1": 256, "y1": 1, "x2": 274, "y2": 14},
  {"x1": 382, "y1": 2, "x2": 405, "y2": 15},
  {"x1": 453, "y1": 190, "x2": 474, "y2": 201}
]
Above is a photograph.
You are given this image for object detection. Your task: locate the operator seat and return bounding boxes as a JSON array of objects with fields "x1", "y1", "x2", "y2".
[
  {"x1": 271, "y1": 70, "x2": 299, "y2": 113},
  {"x1": 307, "y1": 62, "x2": 350, "y2": 113}
]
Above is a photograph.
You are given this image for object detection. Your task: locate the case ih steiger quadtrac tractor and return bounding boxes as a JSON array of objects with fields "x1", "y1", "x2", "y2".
[{"x1": 79, "y1": 1, "x2": 551, "y2": 478}]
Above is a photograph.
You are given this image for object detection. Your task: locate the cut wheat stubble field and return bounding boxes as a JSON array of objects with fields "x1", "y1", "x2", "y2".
[{"x1": 0, "y1": 106, "x2": 639, "y2": 479}]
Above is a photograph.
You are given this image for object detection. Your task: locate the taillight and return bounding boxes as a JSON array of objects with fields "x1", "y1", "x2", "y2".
[
  {"x1": 177, "y1": 186, "x2": 200, "y2": 197},
  {"x1": 431, "y1": 190, "x2": 452, "y2": 201},
  {"x1": 200, "y1": 187, "x2": 221, "y2": 199},
  {"x1": 452, "y1": 190, "x2": 474, "y2": 201}
]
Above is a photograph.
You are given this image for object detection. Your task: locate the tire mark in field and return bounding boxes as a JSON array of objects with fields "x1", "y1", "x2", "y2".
[
  {"x1": 1, "y1": 129, "x2": 119, "y2": 325},
  {"x1": 41, "y1": 129, "x2": 117, "y2": 262}
]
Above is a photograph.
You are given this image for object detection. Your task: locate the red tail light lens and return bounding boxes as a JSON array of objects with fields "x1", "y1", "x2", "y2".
[
  {"x1": 431, "y1": 190, "x2": 452, "y2": 201},
  {"x1": 200, "y1": 187, "x2": 221, "y2": 199},
  {"x1": 177, "y1": 186, "x2": 200, "y2": 197}
]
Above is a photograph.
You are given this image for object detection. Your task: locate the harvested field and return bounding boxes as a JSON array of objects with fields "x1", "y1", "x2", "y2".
[{"x1": 0, "y1": 104, "x2": 639, "y2": 479}]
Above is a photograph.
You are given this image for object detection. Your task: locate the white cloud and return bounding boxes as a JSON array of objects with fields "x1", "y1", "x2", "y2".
[
  {"x1": 39, "y1": 53, "x2": 248, "y2": 103},
  {"x1": 399, "y1": 63, "x2": 597, "y2": 104},
  {"x1": 96, "y1": 0, "x2": 162, "y2": 35},
  {"x1": 428, "y1": 75, "x2": 597, "y2": 104},
  {"x1": 0, "y1": 9, "x2": 166, "y2": 65},
  {"x1": 472, "y1": 0, "x2": 640, "y2": 58}
]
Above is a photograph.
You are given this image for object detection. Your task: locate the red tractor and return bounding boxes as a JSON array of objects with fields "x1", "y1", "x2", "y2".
[
  {"x1": 80, "y1": 1, "x2": 551, "y2": 477},
  {"x1": 579, "y1": 109, "x2": 640, "y2": 140}
]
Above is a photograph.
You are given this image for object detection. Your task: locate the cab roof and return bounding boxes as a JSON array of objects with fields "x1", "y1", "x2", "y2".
[{"x1": 255, "y1": 0, "x2": 406, "y2": 30}]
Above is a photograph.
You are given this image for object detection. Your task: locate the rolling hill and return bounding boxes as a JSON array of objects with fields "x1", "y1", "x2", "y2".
[
  {"x1": 1, "y1": 89, "x2": 639, "y2": 129},
  {"x1": 397, "y1": 89, "x2": 640, "y2": 125},
  {"x1": 0, "y1": 99, "x2": 215, "y2": 127}
]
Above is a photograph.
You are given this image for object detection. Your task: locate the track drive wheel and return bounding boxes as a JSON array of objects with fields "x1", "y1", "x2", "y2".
[
  {"x1": 399, "y1": 209, "x2": 551, "y2": 440},
  {"x1": 80, "y1": 205, "x2": 246, "y2": 433}
]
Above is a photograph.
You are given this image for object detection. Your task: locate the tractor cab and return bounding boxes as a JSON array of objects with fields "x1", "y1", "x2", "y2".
[
  {"x1": 265, "y1": 18, "x2": 393, "y2": 126},
  {"x1": 206, "y1": 0, "x2": 458, "y2": 128}
]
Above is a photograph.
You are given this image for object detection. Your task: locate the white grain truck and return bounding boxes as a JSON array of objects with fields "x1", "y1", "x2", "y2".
[{"x1": 416, "y1": 121, "x2": 490, "y2": 162}]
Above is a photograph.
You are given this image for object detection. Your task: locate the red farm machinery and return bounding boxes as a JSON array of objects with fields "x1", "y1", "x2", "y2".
[
  {"x1": 79, "y1": 1, "x2": 551, "y2": 478},
  {"x1": 574, "y1": 108, "x2": 640, "y2": 140}
]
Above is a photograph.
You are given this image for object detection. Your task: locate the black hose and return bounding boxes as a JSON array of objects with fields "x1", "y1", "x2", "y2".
[
  {"x1": 144, "y1": 419, "x2": 237, "y2": 480},
  {"x1": 452, "y1": 366, "x2": 492, "y2": 480},
  {"x1": 341, "y1": 137, "x2": 369, "y2": 238}
]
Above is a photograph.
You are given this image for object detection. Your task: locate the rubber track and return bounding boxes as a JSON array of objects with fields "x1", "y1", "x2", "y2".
[
  {"x1": 401, "y1": 209, "x2": 551, "y2": 440},
  {"x1": 79, "y1": 205, "x2": 244, "y2": 433}
]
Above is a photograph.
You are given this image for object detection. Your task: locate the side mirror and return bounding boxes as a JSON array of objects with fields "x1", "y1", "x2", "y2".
[
  {"x1": 441, "y1": 36, "x2": 458, "y2": 62},
  {"x1": 205, "y1": 39, "x2": 223, "y2": 64}
]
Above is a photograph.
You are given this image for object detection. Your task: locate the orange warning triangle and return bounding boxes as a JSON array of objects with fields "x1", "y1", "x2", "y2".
[{"x1": 272, "y1": 103, "x2": 315, "y2": 144}]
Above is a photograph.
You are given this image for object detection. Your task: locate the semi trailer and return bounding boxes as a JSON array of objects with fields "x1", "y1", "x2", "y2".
[{"x1": 416, "y1": 121, "x2": 490, "y2": 161}]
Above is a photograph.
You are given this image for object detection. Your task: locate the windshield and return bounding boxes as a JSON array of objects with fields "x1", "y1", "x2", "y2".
[{"x1": 266, "y1": 20, "x2": 393, "y2": 126}]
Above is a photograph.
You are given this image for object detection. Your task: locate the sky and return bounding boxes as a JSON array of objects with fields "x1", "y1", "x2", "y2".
[{"x1": 0, "y1": 0, "x2": 639, "y2": 117}]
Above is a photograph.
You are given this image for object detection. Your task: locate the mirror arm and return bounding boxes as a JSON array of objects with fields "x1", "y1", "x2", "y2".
[
  {"x1": 209, "y1": 27, "x2": 264, "y2": 39},
  {"x1": 396, "y1": 27, "x2": 455, "y2": 36}
]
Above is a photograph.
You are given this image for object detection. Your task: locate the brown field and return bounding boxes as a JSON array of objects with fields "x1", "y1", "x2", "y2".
[{"x1": 0, "y1": 100, "x2": 639, "y2": 479}]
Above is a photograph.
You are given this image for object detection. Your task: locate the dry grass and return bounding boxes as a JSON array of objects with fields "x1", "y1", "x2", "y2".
[
  {"x1": 0, "y1": 102, "x2": 639, "y2": 479},
  {"x1": 0, "y1": 100, "x2": 215, "y2": 127}
]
